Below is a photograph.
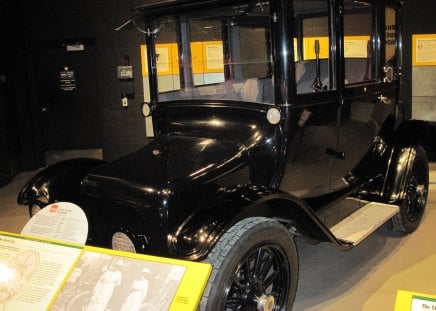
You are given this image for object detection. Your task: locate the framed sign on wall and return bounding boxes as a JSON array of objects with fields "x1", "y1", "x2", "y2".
[{"x1": 412, "y1": 34, "x2": 436, "y2": 66}]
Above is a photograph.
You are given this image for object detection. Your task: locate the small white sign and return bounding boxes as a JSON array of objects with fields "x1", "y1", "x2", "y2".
[
  {"x1": 66, "y1": 44, "x2": 84, "y2": 52},
  {"x1": 21, "y1": 202, "x2": 88, "y2": 245},
  {"x1": 411, "y1": 296, "x2": 436, "y2": 311}
]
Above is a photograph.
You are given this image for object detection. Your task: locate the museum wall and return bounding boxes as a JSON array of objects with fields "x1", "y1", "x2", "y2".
[
  {"x1": 0, "y1": 0, "x2": 435, "y2": 177},
  {"x1": 0, "y1": 1, "x2": 45, "y2": 172},
  {"x1": 0, "y1": 0, "x2": 150, "y2": 173},
  {"x1": 402, "y1": 0, "x2": 436, "y2": 122}
]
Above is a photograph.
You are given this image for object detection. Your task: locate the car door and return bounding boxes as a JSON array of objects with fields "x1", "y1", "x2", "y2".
[
  {"x1": 281, "y1": 0, "x2": 340, "y2": 198},
  {"x1": 379, "y1": 3, "x2": 401, "y2": 121},
  {"x1": 329, "y1": 0, "x2": 393, "y2": 190}
]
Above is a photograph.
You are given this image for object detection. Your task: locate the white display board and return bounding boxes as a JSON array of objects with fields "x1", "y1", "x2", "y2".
[{"x1": 21, "y1": 202, "x2": 88, "y2": 245}]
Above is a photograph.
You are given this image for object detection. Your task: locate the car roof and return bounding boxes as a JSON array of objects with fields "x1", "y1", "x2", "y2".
[
  {"x1": 133, "y1": 0, "x2": 244, "y2": 15},
  {"x1": 115, "y1": 0, "x2": 403, "y2": 32},
  {"x1": 132, "y1": 0, "x2": 403, "y2": 13}
]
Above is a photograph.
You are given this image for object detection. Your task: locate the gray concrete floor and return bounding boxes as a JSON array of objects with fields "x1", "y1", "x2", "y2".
[{"x1": 0, "y1": 165, "x2": 435, "y2": 310}]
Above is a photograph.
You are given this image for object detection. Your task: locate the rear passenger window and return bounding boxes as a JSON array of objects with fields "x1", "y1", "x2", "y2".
[
  {"x1": 293, "y1": 0, "x2": 333, "y2": 94},
  {"x1": 385, "y1": 6, "x2": 397, "y2": 66},
  {"x1": 343, "y1": 0, "x2": 375, "y2": 85}
]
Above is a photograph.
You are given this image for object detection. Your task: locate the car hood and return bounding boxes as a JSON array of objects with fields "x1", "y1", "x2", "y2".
[{"x1": 85, "y1": 135, "x2": 247, "y2": 193}]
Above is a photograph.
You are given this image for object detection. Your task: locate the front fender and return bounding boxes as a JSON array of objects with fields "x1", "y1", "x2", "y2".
[
  {"x1": 168, "y1": 185, "x2": 343, "y2": 261},
  {"x1": 17, "y1": 158, "x2": 105, "y2": 208}
]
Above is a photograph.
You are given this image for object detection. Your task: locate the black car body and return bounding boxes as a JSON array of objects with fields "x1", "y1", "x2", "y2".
[{"x1": 18, "y1": 0, "x2": 435, "y2": 309}]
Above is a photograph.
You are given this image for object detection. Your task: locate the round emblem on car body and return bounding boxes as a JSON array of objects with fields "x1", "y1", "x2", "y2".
[{"x1": 266, "y1": 107, "x2": 281, "y2": 125}]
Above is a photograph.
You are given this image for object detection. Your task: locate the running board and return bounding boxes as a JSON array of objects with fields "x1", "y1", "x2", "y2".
[{"x1": 330, "y1": 202, "x2": 399, "y2": 246}]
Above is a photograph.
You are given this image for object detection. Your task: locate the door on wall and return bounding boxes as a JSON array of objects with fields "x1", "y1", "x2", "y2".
[{"x1": 33, "y1": 40, "x2": 102, "y2": 156}]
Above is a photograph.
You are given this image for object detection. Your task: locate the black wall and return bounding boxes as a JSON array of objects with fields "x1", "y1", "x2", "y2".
[
  {"x1": 0, "y1": 0, "x2": 149, "y2": 176},
  {"x1": 0, "y1": 0, "x2": 435, "y2": 180},
  {"x1": 0, "y1": 1, "x2": 44, "y2": 175}
]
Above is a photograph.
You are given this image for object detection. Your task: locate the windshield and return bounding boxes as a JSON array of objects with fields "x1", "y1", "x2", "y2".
[{"x1": 146, "y1": 1, "x2": 274, "y2": 104}]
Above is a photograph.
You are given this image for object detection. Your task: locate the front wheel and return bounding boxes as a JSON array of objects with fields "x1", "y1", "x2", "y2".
[
  {"x1": 392, "y1": 145, "x2": 429, "y2": 233},
  {"x1": 200, "y1": 217, "x2": 298, "y2": 311}
]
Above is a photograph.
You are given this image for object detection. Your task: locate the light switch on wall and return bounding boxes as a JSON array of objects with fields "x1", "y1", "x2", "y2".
[{"x1": 122, "y1": 96, "x2": 128, "y2": 107}]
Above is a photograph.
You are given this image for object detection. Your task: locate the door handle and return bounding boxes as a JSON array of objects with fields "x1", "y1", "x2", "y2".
[
  {"x1": 377, "y1": 95, "x2": 392, "y2": 105},
  {"x1": 326, "y1": 147, "x2": 345, "y2": 160}
]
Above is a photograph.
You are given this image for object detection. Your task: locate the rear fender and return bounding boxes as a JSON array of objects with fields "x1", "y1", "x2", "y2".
[
  {"x1": 383, "y1": 120, "x2": 434, "y2": 202},
  {"x1": 168, "y1": 186, "x2": 345, "y2": 261},
  {"x1": 392, "y1": 120, "x2": 435, "y2": 160},
  {"x1": 383, "y1": 146, "x2": 417, "y2": 204},
  {"x1": 17, "y1": 158, "x2": 105, "y2": 212}
]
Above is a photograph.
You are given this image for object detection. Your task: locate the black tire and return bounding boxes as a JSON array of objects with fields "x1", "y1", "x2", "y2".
[
  {"x1": 29, "y1": 204, "x2": 43, "y2": 217},
  {"x1": 392, "y1": 145, "x2": 429, "y2": 233},
  {"x1": 200, "y1": 217, "x2": 298, "y2": 311}
]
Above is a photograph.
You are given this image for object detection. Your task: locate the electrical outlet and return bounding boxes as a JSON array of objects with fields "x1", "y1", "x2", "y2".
[{"x1": 122, "y1": 97, "x2": 128, "y2": 107}]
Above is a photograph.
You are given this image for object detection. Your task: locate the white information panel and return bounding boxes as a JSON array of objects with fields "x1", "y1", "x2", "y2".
[
  {"x1": 21, "y1": 202, "x2": 88, "y2": 244},
  {"x1": 411, "y1": 296, "x2": 436, "y2": 311}
]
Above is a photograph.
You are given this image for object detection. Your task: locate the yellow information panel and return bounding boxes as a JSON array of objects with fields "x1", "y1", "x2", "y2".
[
  {"x1": 140, "y1": 43, "x2": 180, "y2": 76},
  {"x1": 344, "y1": 36, "x2": 370, "y2": 58},
  {"x1": 303, "y1": 36, "x2": 330, "y2": 60},
  {"x1": 0, "y1": 231, "x2": 211, "y2": 311},
  {"x1": 141, "y1": 41, "x2": 224, "y2": 76},
  {"x1": 395, "y1": 290, "x2": 436, "y2": 311},
  {"x1": 203, "y1": 41, "x2": 225, "y2": 73},
  {"x1": 301, "y1": 36, "x2": 370, "y2": 60},
  {"x1": 413, "y1": 34, "x2": 436, "y2": 66},
  {"x1": 191, "y1": 41, "x2": 224, "y2": 74}
]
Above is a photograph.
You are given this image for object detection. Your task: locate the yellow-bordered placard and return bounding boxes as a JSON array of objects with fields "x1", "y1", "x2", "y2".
[
  {"x1": 298, "y1": 35, "x2": 371, "y2": 60},
  {"x1": 141, "y1": 43, "x2": 180, "y2": 76},
  {"x1": 303, "y1": 36, "x2": 330, "y2": 60},
  {"x1": 191, "y1": 42, "x2": 204, "y2": 74},
  {"x1": 0, "y1": 231, "x2": 211, "y2": 311},
  {"x1": 395, "y1": 290, "x2": 436, "y2": 311},
  {"x1": 141, "y1": 41, "x2": 224, "y2": 76},
  {"x1": 293, "y1": 38, "x2": 298, "y2": 61},
  {"x1": 412, "y1": 34, "x2": 436, "y2": 66},
  {"x1": 191, "y1": 41, "x2": 224, "y2": 74},
  {"x1": 344, "y1": 35, "x2": 371, "y2": 58},
  {"x1": 55, "y1": 246, "x2": 212, "y2": 311},
  {"x1": 203, "y1": 41, "x2": 224, "y2": 73},
  {"x1": 141, "y1": 44, "x2": 147, "y2": 76},
  {"x1": 0, "y1": 231, "x2": 84, "y2": 311}
]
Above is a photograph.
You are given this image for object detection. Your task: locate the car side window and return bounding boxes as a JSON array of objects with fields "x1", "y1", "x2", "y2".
[
  {"x1": 384, "y1": 6, "x2": 398, "y2": 84},
  {"x1": 293, "y1": 0, "x2": 334, "y2": 94},
  {"x1": 152, "y1": 17, "x2": 181, "y2": 93},
  {"x1": 189, "y1": 19, "x2": 225, "y2": 86},
  {"x1": 343, "y1": 0, "x2": 375, "y2": 85},
  {"x1": 385, "y1": 6, "x2": 397, "y2": 65}
]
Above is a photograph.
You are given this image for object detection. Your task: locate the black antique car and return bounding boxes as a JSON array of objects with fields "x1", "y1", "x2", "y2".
[{"x1": 18, "y1": 0, "x2": 435, "y2": 309}]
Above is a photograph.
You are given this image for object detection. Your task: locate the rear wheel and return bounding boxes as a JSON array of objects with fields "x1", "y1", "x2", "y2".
[
  {"x1": 392, "y1": 145, "x2": 429, "y2": 233},
  {"x1": 200, "y1": 217, "x2": 298, "y2": 311}
]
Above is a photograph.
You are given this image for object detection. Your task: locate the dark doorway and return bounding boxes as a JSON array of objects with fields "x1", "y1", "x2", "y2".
[{"x1": 33, "y1": 40, "x2": 102, "y2": 152}]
